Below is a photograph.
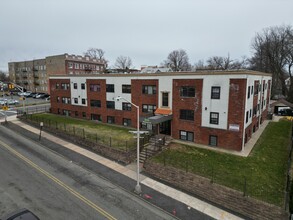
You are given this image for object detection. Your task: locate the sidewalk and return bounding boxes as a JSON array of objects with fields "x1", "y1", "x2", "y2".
[{"x1": 3, "y1": 116, "x2": 243, "y2": 220}]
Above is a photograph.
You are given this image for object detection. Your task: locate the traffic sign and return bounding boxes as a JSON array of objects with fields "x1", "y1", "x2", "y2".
[{"x1": 2, "y1": 106, "x2": 8, "y2": 111}]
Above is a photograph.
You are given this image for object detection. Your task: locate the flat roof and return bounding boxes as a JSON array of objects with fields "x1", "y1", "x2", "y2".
[{"x1": 49, "y1": 70, "x2": 272, "y2": 78}]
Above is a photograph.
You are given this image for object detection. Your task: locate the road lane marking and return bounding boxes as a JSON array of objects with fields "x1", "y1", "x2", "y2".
[{"x1": 0, "y1": 139, "x2": 117, "y2": 220}]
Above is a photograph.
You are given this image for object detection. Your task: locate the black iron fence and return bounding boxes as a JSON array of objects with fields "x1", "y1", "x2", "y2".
[
  {"x1": 161, "y1": 152, "x2": 288, "y2": 207},
  {"x1": 21, "y1": 113, "x2": 150, "y2": 152},
  {"x1": 17, "y1": 105, "x2": 50, "y2": 115}
]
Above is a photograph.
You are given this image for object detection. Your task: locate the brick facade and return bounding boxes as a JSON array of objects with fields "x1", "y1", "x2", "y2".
[
  {"x1": 49, "y1": 71, "x2": 272, "y2": 152},
  {"x1": 9, "y1": 53, "x2": 106, "y2": 94},
  {"x1": 172, "y1": 79, "x2": 203, "y2": 142}
]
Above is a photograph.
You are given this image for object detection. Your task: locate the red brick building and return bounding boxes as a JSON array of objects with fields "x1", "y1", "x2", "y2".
[
  {"x1": 49, "y1": 70, "x2": 271, "y2": 151},
  {"x1": 8, "y1": 53, "x2": 106, "y2": 93}
]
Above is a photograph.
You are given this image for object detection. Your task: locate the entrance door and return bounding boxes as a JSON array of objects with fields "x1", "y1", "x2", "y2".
[{"x1": 159, "y1": 120, "x2": 171, "y2": 135}]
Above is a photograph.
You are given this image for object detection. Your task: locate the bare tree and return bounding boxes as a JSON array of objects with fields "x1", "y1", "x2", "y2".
[
  {"x1": 194, "y1": 59, "x2": 206, "y2": 70},
  {"x1": 163, "y1": 49, "x2": 191, "y2": 71},
  {"x1": 249, "y1": 25, "x2": 293, "y2": 101},
  {"x1": 84, "y1": 48, "x2": 105, "y2": 60},
  {"x1": 84, "y1": 48, "x2": 108, "y2": 68},
  {"x1": 0, "y1": 71, "x2": 8, "y2": 82},
  {"x1": 206, "y1": 54, "x2": 248, "y2": 70},
  {"x1": 114, "y1": 56, "x2": 132, "y2": 71}
]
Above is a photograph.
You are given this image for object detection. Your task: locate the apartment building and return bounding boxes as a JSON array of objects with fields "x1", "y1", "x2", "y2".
[
  {"x1": 49, "y1": 70, "x2": 271, "y2": 151},
  {"x1": 8, "y1": 53, "x2": 106, "y2": 93}
]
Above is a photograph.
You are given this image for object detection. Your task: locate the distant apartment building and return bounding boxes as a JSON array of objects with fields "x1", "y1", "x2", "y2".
[
  {"x1": 8, "y1": 54, "x2": 106, "y2": 93},
  {"x1": 49, "y1": 70, "x2": 271, "y2": 151}
]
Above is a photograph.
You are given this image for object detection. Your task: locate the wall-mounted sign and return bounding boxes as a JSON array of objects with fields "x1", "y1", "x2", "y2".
[{"x1": 229, "y1": 124, "x2": 240, "y2": 131}]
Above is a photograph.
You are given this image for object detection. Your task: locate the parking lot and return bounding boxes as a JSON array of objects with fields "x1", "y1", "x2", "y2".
[{"x1": 1, "y1": 95, "x2": 50, "y2": 107}]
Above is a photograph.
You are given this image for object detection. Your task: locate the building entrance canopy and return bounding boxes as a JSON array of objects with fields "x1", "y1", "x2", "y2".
[{"x1": 140, "y1": 114, "x2": 173, "y2": 125}]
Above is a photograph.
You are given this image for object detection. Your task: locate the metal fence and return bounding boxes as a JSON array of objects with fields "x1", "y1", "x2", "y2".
[
  {"x1": 161, "y1": 150, "x2": 289, "y2": 207},
  {"x1": 17, "y1": 105, "x2": 50, "y2": 115},
  {"x1": 22, "y1": 113, "x2": 149, "y2": 152}
]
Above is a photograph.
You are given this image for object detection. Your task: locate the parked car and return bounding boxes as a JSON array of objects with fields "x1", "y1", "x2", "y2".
[
  {"x1": 35, "y1": 93, "x2": 46, "y2": 99},
  {"x1": 1, "y1": 208, "x2": 40, "y2": 220},
  {"x1": 42, "y1": 94, "x2": 50, "y2": 99},
  {"x1": 27, "y1": 92, "x2": 37, "y2": 98},
  {"x1": 0, "y1": 99, "x2": 7, "y2": 105},
  {"x1": 279, "y1": 109, "x2": 293, "y2": 116},
  {"x1": 23, "y1": 91, "x2": 32, "y2": 97},
  {"x1": 17, "y1": 92, "x2": 26, "y2": 96},
  {"x1": 7, "y1": 99, "x2": 19, "y2": 105}
]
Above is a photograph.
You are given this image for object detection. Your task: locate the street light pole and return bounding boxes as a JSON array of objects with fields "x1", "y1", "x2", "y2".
[
  {"x1": 135, "y1": 104, "x2": 142, "y2": 194},
  {"x1": 115, "y1": 96, "x2": 142, "y2": 194}
]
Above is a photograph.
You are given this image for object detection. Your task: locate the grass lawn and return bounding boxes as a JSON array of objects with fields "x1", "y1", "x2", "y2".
[
  {"x1": 28, "y1": 113, "x2": 137, "y2": 150},
  {"x1": 151, "y1": 120, "x2": 292, "y2": 206}
]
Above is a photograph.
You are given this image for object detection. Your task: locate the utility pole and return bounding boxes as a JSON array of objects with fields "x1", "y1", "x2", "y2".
[{"x1": 9, "y1": 82, "x2": 26, "y2": 114}]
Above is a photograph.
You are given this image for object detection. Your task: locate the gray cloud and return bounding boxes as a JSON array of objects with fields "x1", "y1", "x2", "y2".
[{"x1": 1, "y1": 0, "x2": 292, "y2": 71}]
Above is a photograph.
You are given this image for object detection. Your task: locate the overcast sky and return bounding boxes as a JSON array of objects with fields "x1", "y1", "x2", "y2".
[{"x1": 0, "y1": 0, "x2": 292, "y2": 71}]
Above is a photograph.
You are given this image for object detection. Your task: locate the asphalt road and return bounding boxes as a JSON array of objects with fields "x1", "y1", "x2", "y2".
[{"x1": 0, "y1": 125, "x2": 178, "y2": 220}]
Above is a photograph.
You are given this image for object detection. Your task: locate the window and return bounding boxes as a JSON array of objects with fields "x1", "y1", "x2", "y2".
[
  {"x1": 250, "y1": 109, "x2": 252, "y2": 118},
  {"x1": 61, "y1": 83, "x2": 70, "y2": 90},
  {"x1": 74, "y1": 98, "x2": 78, "y2": 104},
  {"x1": 62, "y1": 110, "x2": 71, "y2": 116},
  {"x1": 73, "y1": 83, "x2": 77, "y2": 89},
  {"x1": 247, "y1": 86, "x2": 250, "y2": 99},
  {"x1": 246, "y1": 111, "x2": 249, "y2": 123},
  {"x1": 57, "y1": 96, "x2": 60, "y2": 103},
  {"x1": 142, "y1": 104, "x2": 156, "y2": 113},
  {"x1": 251, "y1": 85, "x2": 254, "y2": 95},
  {"x1": 122, "y1": 102, "x2": 131, "y2": 111},
  {"x1": 75, "y1": 63, "x2": 79, "y2": 69},
  {"x1": 90, "y1": 84, "x2": 101, "y2": 92},
  {"x1": 210, "y1": 112, "x2": 219, "y2": 124},
  {"x1": 122, "y1": 84, "x2": 131, "y2": 93},
  {"x1": 180, "y1": 86, "x2": 195, "y2": 97},
  {"x1": 180, "y1": 130, "x2": 194, "y2": 142},
  {"x1": 56, "y1": 83, "x2": 60, "y2": 89},
  {"x1": 106, "y1": 84, "x2": 114, "y2": 92},
  {"x1": 162, "y1": 92, "x2": 169, "y2": 107},
  {"x1": 106, "y1": 101, "x2": 115, "y2": 109},
  {"x1": 81, "y1": 83, "x2": 85, "y2": 90},
  {"x1": 91, "y1": 114, "x2": 101, "y2": 121},
  {"x1": 123, "y1": 118, "x2": 131, "y2": 126},
  {"x1": 142, "y1": 85, "x2": 156, "y2": 95},
  {"x1": 107, "y1": 116, "x2": 115, "y2": 124},
  {"x1": 90, "y1": 100, "x2": 101, "y2": 108},
  {"x1": 180, "y1": 109, "x2": 194, "y2": 121},
  {"x1": 82, "y1": 112, "x2": 86, "y2": 118},
  {"x1": 211, "y1": 86, "x2": 220, "y2": 99},
  {"x1": 82, "y1": 98, "x2": 86, "y2": 105},
  {"x1": 75, "y1": 111, "x2": 78, "y2": 117},
  {"x1": 68, "y1": 62, "x2": 73, "y2": 69},
  {"x1": 209, "y1": 135, "x2": 218, "y2": 146},
  {"x1": 62, "y1": 97, "x2": 70, "y2": 104}
]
